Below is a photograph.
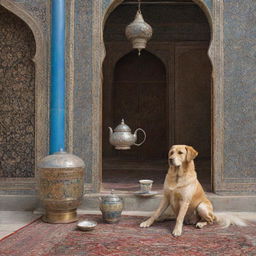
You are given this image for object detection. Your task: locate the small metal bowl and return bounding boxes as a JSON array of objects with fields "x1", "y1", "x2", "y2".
[{"x1": 77, "y1": 220, "x2": 97, "y2": 231}]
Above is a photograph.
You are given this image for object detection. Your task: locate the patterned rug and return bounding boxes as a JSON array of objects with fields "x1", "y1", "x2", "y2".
[{"x1": 0, "y1": 215, "x2": 256, "y2": 256}]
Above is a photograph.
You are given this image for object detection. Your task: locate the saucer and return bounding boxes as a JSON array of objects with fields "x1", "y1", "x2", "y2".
[
  {"x1": 134, "y1": 191, "x2": 159, "y2": 197},
  {"x1": 77, "y1": 220, "x2": 97, "y2": 231}
]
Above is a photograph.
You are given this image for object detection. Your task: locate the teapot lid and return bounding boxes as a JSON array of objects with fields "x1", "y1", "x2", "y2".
[{"x1": 114, "y1": 119, "x2": 131, "y2": 132}]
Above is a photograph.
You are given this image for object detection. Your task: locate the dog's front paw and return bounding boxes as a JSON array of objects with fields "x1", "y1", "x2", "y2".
[
  {"x1": 172, "y1": 227, "x2": 182, "y2": 237},
  {"x1": 140, "y1": 219, "x2": 153, "y2": 228}
]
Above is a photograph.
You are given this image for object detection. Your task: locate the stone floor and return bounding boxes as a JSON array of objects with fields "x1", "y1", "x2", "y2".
[{"x1": 0, "y1": 211, "x2": 40, "y2": 240}]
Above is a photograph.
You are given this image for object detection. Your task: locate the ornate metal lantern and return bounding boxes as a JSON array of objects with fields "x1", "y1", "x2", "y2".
[{"x1": 125, "y1": 0, "x2": 153, "y2": 55}]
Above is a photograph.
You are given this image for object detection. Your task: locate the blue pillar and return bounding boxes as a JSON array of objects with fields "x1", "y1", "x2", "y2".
[{"x1": 50, "y1": 0, "x2": 66, "y2": 154}]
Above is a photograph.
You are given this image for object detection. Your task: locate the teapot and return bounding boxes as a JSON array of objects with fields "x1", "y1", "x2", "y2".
[
  {"x1": 99, "y1": 190, "x2": 123, "y2": 223},
  {"x1": 109, "y1": 119, "x2": 146, "y2": 150}
]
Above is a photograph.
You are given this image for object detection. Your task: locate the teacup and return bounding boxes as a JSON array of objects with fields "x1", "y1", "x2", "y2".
[{"x1": 139, "y1": 179, "x2": 153, "y2": 193}]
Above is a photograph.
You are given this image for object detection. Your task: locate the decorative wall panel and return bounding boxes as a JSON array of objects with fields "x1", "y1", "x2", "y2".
[
  {"x1": 73, "y1": 0, "x2": 93, "y2": 185},
  {"x1": 0, "y1": 6, "x2": 35, "y2": 177},
  {"x1": 11, "y1": 0, "x2": 48, "y2": 32},
  {"x1": 223, "y1": 0, "x2": 256, "y2": 184}
]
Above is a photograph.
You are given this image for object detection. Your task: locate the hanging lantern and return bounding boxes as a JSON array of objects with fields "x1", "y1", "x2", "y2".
[{"x1": 125, "y1": 0, "x2": 153, "y2": 55}]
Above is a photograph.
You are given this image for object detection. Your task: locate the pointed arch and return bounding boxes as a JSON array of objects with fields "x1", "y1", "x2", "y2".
[
  {"x1": 90, "y1": 0, "x2": 224, "y2": 193},
  {"x1": 0, "y1": 0, "x2": 48, "y2": 189}
]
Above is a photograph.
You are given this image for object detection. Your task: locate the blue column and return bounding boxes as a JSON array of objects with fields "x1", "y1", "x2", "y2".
[{"x1": 50, "y1": 0, "x2": 66, "y2": 154}]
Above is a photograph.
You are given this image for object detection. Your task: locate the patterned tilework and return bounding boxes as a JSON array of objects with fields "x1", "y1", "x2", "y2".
[
  {"x1": 223, "y1": 0, "x2": 256, "y2": 181},
  {"x1": 13, "y1": 0, "x2": 48, "y2": 33},
  {"x1": 204, "y1": 0, "x2": 212, "y2": 11},
  {"x1": 73, "y1": 0, "x2": 93, "y2": 183},
  {"x1": 103, "y1": 0, "x2": 113, "y2": 12},
  {"x1": 0, "y1": 6, "x2": 35, "y2": 177}
]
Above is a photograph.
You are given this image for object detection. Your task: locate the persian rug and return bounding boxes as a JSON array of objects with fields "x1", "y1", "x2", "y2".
[{"x1": 0, "y1": 215, "x2": 256, "y2": 256}]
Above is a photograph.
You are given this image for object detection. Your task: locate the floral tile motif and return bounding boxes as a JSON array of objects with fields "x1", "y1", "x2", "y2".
[{"x1": 0, "y1": 6, "x2": 35, "y2": 177}]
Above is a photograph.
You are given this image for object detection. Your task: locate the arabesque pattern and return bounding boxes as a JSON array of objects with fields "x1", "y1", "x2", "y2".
[{"x1": 0, "y1": 6, "x2": 35, "y2": 177}]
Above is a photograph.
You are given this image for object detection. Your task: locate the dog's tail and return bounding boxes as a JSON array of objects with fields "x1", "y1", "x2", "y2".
[{"x1": 214, "y1": 212, "x2": 248, "y2": 228}]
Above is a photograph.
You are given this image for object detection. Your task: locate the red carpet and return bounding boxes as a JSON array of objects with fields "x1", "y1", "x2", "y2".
[{"x1": 0, "y1": 215, "x2": 255, "y2": 256}]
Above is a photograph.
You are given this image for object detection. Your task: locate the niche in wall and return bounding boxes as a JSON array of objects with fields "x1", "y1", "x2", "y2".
[{"x1": 0, "y1": 6, "x2": 36, "y2": 177}]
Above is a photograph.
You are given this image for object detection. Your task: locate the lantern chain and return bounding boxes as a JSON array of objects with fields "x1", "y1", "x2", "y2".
[{"x1": 138, "y1": 0, "x2": 141, "y2": 13}]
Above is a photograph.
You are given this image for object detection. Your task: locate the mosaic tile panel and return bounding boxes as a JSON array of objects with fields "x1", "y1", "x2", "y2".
[
  {"x1": 223, "y1": 0, "x2": 256, "y2": 181},
  {"x1": 12, "y1": 0, "x2": 48, "y2": 32},
  {"x1": 0, "y1": 6, "x2": 36, "y2": 177},
  {"x1": 73, "y1": 0, "x2": 93, "y2": 184}
]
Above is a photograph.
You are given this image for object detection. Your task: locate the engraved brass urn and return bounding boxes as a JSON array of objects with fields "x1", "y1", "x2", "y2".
[
  {"x1": 38, "y1": 151, "x2": 85, "y2": 224},
  {"x1": 109, "y1": 119, "x2": 146, "y2": 150},
  {"x1": 99, "y1": 190, "x2": 123, "y2": 223}
]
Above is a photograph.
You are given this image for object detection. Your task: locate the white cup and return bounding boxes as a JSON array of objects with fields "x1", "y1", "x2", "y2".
[{"x1": 139, "y1": 179, "x2": 153, "y2": 193}]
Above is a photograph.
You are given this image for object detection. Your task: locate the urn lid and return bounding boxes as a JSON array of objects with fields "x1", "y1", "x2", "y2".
[
  {"x1": 114, "y1": 119, "x2": 131, "y2": 132},
  {"x1": 102, "y1": 190, "x2": 122, "y2": 203},
  {"x1": 38, "y1": 150, "x2": 85, "y2": 168}
]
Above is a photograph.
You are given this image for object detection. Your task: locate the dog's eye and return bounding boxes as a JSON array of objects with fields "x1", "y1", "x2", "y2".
[
  {"x1": 178, "y1": 151, "x2": 183, "y2": 155},
  {"x1": 170, "y1": 151, "x2": 174, "y2": 155}
]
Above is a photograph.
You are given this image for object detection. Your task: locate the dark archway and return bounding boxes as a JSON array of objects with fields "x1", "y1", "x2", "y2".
[
  {"x1": 0, "y1": 6, "x2": 36, "y2": 177},
  {"x1": 101, "y1": 0, "x2": 212, "y2": 191},
  {"x1": 103, "y1": 50, "x2": 168, "y2": 188},
  {"x1": 113, "y1": 50, "x2": 168, "y2": 161}
]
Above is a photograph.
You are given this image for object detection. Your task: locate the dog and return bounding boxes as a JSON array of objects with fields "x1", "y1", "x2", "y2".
[{"x1": 140, "y1": 145, "x2": 247, "y2": 237}]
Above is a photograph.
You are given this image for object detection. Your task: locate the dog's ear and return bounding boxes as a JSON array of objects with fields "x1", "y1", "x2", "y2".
[
  {"x1": 186, "y1": 146, "x2": 198, "y2": 162},
  {"x1": 168, "y1": 148, "x2": 173, "y2": 158}
]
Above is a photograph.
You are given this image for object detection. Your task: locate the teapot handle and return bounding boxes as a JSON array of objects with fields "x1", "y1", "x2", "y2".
[{"x1": 134, "y1": 128, "x2": 146, "y2": 147}]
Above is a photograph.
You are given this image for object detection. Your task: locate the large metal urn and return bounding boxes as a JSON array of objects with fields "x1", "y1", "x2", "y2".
[{"x1": 38, "y1": 151, "x2": 85, "y2": 224}]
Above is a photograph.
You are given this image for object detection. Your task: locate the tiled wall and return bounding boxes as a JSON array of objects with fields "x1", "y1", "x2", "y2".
[
  {"x1": 0, "y1": 6, "x2": 35, "y2": 177},
  {"x1": 223, "y1": 0, "x2": 256, "y2": 182}
]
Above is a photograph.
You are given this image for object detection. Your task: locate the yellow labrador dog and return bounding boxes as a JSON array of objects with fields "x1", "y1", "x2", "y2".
[{"x1": 140, "y1": 145, "x2": 247, "y2": 237}]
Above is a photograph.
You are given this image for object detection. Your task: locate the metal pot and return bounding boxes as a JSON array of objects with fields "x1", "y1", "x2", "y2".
[
  {"x1": 38, "y1": 151, "x2": 85, "y2": 224},
  {"x1": 99, "y1": 190, "x2": 123, "y2": 223},
  {"x1": 109, "y1": 119, "x2": 146, "y2": 150}
]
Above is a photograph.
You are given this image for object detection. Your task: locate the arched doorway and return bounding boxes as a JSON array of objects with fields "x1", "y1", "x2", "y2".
[
  {"x1": 0, "y1": 1, "x2": 48, "y2": 192},
  {"x1": 103, "y1": 50, "x2": 168, "y2": 188},
  {"x1": 113, "y1": 50, "x2": 167, "y2": 161},
  {"x1": 0, "y1": 5, "x2": 36, "y2": 178},
  {"x1": 102, "y1": 0, "x2": 212, "y2": 191}
]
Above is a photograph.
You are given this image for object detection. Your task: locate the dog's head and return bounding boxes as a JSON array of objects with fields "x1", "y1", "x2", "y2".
[{"x1": 168, "y1": 145, "x2": 198, "y2": 167}]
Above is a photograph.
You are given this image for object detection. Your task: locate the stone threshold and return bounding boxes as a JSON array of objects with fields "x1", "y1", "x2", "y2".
[{"x1": 1, "y1": 193, "x2": 256, "y2": 212}]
